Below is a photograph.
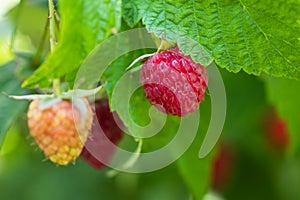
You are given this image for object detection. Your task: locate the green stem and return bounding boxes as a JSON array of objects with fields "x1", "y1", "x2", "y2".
[
  {"x1": 48, "y1": 0, "x2": 57, "y2": 51},
  {"x1": 157, "y1": 38, "x2": 175, "y2": 53},
  {"x1": 48, "y1": 0, "x2": 61, "y2": 96},
  {"x1": 53, "y1": 79, "x2": 62, "y2": 97}
]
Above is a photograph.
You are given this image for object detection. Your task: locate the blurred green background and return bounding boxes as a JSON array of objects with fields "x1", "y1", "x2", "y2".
[{"x1": 1, "y1": 1, "x2": 300, "y2": 200}]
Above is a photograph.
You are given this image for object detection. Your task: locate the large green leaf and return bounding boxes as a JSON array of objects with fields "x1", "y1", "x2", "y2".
[
  {"x1": 221, "y1": 69, "x2": 267, "y2": 144},
  {"x1": 131, "y1": 0, "x2": 300, "y2": 79},
  {"x1": 264, "y1": 77, "x2": 300, "y2": 156},
  {"x1": 0, "y1": 61, "x2": 28, "y2": 147},
  {"x1": 22, "y1": 0, "x2": 122, "y2": 88}
]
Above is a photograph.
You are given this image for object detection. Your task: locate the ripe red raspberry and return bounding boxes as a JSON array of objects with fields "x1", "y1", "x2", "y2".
[
  {"x1": 140, "y1": 46, "x2": 208, "y2": 116},
  {"x1": 264, "y1": 109, "x2": 290, "y2": 152},
  {"x1": 27, "y1": 98, "x2": 93, "y2": 165},
  {"x1": 80, "y1": 99, "x2": 124, "y2": 169}
]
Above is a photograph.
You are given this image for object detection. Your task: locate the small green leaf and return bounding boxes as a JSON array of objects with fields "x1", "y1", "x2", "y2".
[
  {"x1": 137, "y1": 0, "x2": 300, "y2": 79},
  {"x1": 0, "y1": 61, "x2": 28, "y2": 147},
  {"x1": 22, "y1": 0, "x2": 122, "y2": 88}
]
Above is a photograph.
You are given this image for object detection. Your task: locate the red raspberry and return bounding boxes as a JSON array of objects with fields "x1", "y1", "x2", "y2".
[
  {"x1": 80, "y1": 99, "x2": 124, "y2": 169},
  {"x1": 140, "y1": 47, "x2": 207, "y2": 116},
  {"x1": 27, "y1": 98, "x2": 93, "y2": 165}
]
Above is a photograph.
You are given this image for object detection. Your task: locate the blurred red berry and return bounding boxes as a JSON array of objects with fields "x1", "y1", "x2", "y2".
[
  {"x1": 264, "y1": 109, "x2": 290, "y2": 152},
  {"x1": 80, "y1": 99, "x2": 124, "y2": 169},
  {"x1": 211, "y1": 143, "x2": 234, "y2": 190}
]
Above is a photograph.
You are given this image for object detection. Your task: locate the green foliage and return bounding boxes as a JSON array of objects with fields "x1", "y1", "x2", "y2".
[
  {"x1": 2, "y1": 0, "x2": 300, "y2": 199},
  {"x1": 102, "y1": 51, "x2": 153, "y2": 137},
  {"x1": 0, "y1": 61, "x2": 28, "y2": 147},
  {"x1": 102, "y1": 50, "x2": 214, "y2": 199},
  {"x1": 122, "y1": 0, "x2": 142, "y2": 27},
  {"x1": 124, "y1": 0, "x2": 300, "y2": 79},
  {"x1": 7, "y1": 2, "x2": 48, "y2": 48},
  {"x1": 0, "y1": 128, "x2": 189, "y2": 200},
  {"x1": 265, "y1": 77, "x2": 300, "y2": 156},
  {"x1": 221, "y1": 69, "x2": 267, "y2": 138},
  {"x1": 214, "y1": 70, "x2": 281, "y2": 200},
  {"x1": 22, "y1": 0, "x2": 122, "y2": 88},
  {"x1": 176, "y1": 97, "x2": 213, "y2": 200}
]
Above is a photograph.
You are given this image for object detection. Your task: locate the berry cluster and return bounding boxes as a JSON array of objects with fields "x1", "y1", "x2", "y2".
[{"x1": 26, "y1": 46, "x2": 207, "y2": 167}]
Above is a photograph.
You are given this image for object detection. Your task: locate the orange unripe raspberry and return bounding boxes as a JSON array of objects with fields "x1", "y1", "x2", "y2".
[{"x1": 27, "y1": 98, "x2": 93, "y2": 165}]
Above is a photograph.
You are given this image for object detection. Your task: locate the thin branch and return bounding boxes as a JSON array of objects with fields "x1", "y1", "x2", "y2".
[
  {"x1": 48, "y1": 0, "x2": 61, "y2": 96},
  {"x1": 48, "y1": 0, "x2": 57, "y2": 51}
]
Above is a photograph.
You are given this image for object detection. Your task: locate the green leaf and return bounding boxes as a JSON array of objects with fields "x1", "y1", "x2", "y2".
[
  {"x1": 7, "y1": 2, "x2": 49, "y2": 48},
  {"x1": 136, "y1": 0, "x2": 300, "y2": 79},
  {"x1": 176, "y1": 98, "x2": 214, "y2": 200},
  {"x1": 22, "y1": 0, "x2": 122, "y2": 88},
  {"x1": 0, "y1": 61, "x2": 28, "y2": 147},
  {"x1": 103, "y1": 50, "x2": 213, "y2": 198},
  {"x1": 221, "y1": 69, "x2": 270, "y2": 157},
  {"x1": 221, "y1": 69, "x2": 267, "y2": 137},
  {"x1": 102, "y1": 50, "x2": 180, "y2": 144},
  {"x1": 264, "y1": 77, "x2": 300, "y2": 156},
  {"x1": 102, "y1": 50, "x2": 156, "y2": 137},
  {"x1": 176, "y1": 69, "x2": 270, "y2": 200}
]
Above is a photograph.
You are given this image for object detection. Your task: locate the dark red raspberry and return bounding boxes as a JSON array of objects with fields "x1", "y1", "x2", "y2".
[
  {"x1": 140, "y1": 46, "x2": 207, "y2": 116},
  {"x1": 80, "y1": 99, "x2": 124, "y2": 169}
]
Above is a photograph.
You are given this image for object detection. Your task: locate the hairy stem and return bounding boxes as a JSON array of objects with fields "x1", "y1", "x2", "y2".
[{"x1": 48, "y1": 0, "x2": 57, "y2": 51}]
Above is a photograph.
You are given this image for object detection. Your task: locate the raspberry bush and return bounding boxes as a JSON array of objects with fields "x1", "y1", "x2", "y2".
[{"x1": 0, "y1": 0, "x2": 300, "y2": 200}]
